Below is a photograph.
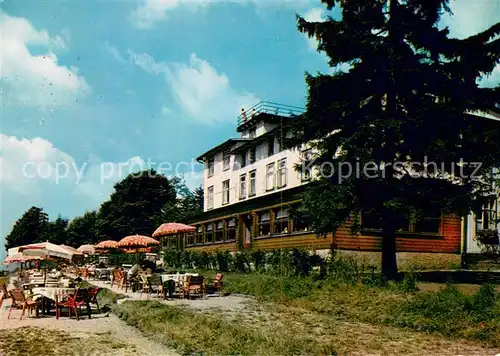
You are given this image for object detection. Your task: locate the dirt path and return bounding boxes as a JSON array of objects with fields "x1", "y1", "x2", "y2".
[{"x1": 0, "y1": 279, "x2": 177, "y2": 356}]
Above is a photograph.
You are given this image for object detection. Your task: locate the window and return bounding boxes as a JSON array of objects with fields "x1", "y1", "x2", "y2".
[
  {"x1": 258, "y1": 211, "x2": 271, "y2": 236},
  {"x1": 222, "y1": 180, "x2": 230, "y2": 205},
  {"x1": 476, "y1": 200, "x2": 498, "y2": 231},
  {"x1": 266, "y1": 163, "x2": 275, "y2": 191},
  {"x1": 187, "y1": 232, "x2": 195, "y2": 246},
  {"x1": 226, "y1": 218, "x2": 237, "y2": 241},
  {"x1": 248, "y1": 148, "x2": 256, "y2": 164},
  {"x1": 277, "y1": 158, "x2": 287, "y2": 188},
  {"x1": 223, "y1": 151, "x2": 231, "y2": 171},
  {"x1": 267, "y1": 138, "x2": 275, "y2": 157},
  {"x1": 215, "y1": 221, "x2": 224, "y2": 242},
  {"x1": 239, "y1": 153, "x2": 247, "y2": 168},
  {"x1": 207, "y1": 186, "x2": 214, "y2": 210},
  {"x1": 249, "y1": 128, "x2": 256, "y2": 138},
  {"x1": 207, "y1": 158, "x2": 214, "y2": 177},
  {"x1": 249, "y1": 170, "x2": 256, "y2": 196},
  {"x1": 239, "y1": 174, "x2": 246, "y2": 199},
  {"x1": 414, "y1": 216, "x2": 441, "y2": 233},
  {"x1": 195, "y1": 226, "x2": 203, "y2": 244},
  {"x1": 206, "y1": 223, "x2": 214, "y2": 243},
  {"x1": 292, "y1": 209, "x2": 311, "y2": 233},
  {"x1": 301, "y1": 149, "x2": 313, "y2": 181},
  {"x1": 273, "y1": 208, "x2": 289, "y2": 234},
  {"x1": 361, "y1": 212, "x2": 410, "y2": 232}
]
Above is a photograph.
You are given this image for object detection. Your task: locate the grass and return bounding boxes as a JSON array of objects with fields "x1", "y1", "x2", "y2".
[
  {"x1": 115, "y1": 300, "x2": 339, "y2": 355},
  {"x1": 0, "y1": 327, "x2": 133, "y2": 356},
  {"x1": 108, "y1": 269, "x2": 500, "y2": 354}
]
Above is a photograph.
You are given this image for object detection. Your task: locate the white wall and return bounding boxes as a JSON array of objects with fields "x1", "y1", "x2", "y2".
[{"x1": 203, "y1": 138, "x2": 305, "y2": 211}]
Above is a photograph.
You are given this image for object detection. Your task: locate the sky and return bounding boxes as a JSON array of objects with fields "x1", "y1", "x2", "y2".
[{"x1": 1, "y1": 0, "x2": 499, "y2": 260}]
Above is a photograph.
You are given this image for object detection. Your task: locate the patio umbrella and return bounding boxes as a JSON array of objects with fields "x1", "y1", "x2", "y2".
[
  {"x1": 117, "y1": 235, "x2": 159, "y2": 248},
  {"x1": 2, "y1": 253, "x2": 42, "y2": 265},
  {"x1": 95, "y1": 240, "x2": 118, "y2": 249},
  {"x1": 152, "y1": 222, "x2": 196, "y2": 237},
  {"x1": 19, "y1": 242, "x2": 74, "y2": 260},
  {"x1": 77, "y1": 244, "x2": 96, "y2": 254}
]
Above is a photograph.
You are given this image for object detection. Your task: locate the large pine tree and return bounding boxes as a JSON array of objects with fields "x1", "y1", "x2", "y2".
[{"x1": 286, "y1": 0, "x2": 500, "y2": 278}]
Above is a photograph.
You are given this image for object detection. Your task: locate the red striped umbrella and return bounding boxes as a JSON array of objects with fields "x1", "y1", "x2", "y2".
[
  {"x1": 152, "y1": 223, "x2": 196, "y2": 237},
  {"x1": 95, "y1": 240, "x2": 118, "y2": 249},
  {"x1": 3, "y1": 253, "x2": 42, "y2": 265},
  {"x1": 117, "y1": 235, "x2": 159, "y2": 248}
]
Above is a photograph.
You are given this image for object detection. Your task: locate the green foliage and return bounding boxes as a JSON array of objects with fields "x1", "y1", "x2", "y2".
[
  {"x1": 4, "y1": 206, "x2": 49, "y2": 249},
  {"x1": 230, "y1": 251, "x2": 251, "y2": 273},
  {"x1": 398, "y1": 271, "x2": 419, "y2": 293},
  {"x1": 395, "y1": 283, "x2": 500, "y2": 339},
  {"x1": 286, "y1": 0, "x2": 500, "y2": 279},
  {"x1": 42, "y1": 215, "x2": 69, "y2": 245},
  {"x1": 475, "y1": 229, "x2": 500, "y2": 262},
  {"x1": 66, "y1": 211, "x2": 98, "y2": 246},
  {"x1": 476, "y1": 229, "x2": 500, "y2": 245},
  {"x1": 96, "y1": 169, "x2": 177, "y2": 241},
  {"x1": 249, "y1": 250, "x2": 267, "y2": 271},
  {"x1": 215, "y1": 250, "x2": 232, "y2": 272}
]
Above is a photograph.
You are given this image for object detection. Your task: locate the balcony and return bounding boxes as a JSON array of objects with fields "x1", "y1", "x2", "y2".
[{"x1": 237, "y1": 101, "x2": 304, "y2": 132}]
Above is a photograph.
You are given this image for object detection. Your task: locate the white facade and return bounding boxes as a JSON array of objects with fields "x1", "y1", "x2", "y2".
[{"x1": 201, "y1": 120, "x2": 309, "y2": 212}]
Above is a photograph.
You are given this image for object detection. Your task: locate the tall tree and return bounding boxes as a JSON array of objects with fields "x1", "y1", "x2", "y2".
[
  {"x1": 66, "y1": 211, "x2": 98, "y2": 246},
  {"x1": 4, "y1": 206, "x2": 49, "y2": 249},
  {"x1": 95, "y1": 169, "x2": 177, "y2": 241},
  {"x1": 158, "y1": 179, "x2": 204, "y2": 224},
  {"x1": 287, "y1": 0, "x2": 500, "y2": 278},
  {"x1": 41, "y1": 215, "x2": 69, "y2": 244}
]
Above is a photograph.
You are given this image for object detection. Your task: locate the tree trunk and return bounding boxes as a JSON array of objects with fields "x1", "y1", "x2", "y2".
[
  {"x1": 381, "y1": 212, "x2": 398, "y2": 280},
  {"x1": 381, "y1": 227, "x2": 398, "y2": 280}
]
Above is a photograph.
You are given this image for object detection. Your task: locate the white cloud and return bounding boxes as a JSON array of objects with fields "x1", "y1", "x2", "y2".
[
  {"x1": 0, "y1": 13, "x2": 90, "y2": 111},
  {"x1": 0, "y1": 134, "x2": 75, "y2": 194},
  {"x1": 165, "y1": 54, "x2": 259, "y2": 123},
  {"x1": 301, "y1": 7, "x2": 327, "y2": 51},
  {"x1": 440, "y1": 1, "x2": 499, "y2": 40},
  {"x1": 479, "y1": 65, "x2": 500, "y2": 89},
  {"x1": 128, "y1": 50, "x2": 167, "y2": 74},
  {"x1": 439, "y1": 1, "x2": 499, "y2": 88},
  {"x1": 0, "y1": 134, "x2": 155, "y2": 259},
  {"x1": 130, "y1": 0, "x2": 210, "y2": 29},
  {"x1": 130, "y1": 0, "x2": 314, "y2": 29},
  {"x1": 130, "y1": 51, "x2": 259, "y2": 124},
  {"x1": 105, "y1": 41, "x2": 126, "y2": 63}
]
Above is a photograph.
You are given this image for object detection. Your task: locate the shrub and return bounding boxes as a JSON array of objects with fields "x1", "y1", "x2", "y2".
[{"x1": 231, "y1": 251, "x2": 251, "y2": 273}]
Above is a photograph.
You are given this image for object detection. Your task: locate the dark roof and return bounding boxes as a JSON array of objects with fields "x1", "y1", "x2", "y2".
[{"x1": 196, "y1": 139, "x2": 252, "y2": 162}]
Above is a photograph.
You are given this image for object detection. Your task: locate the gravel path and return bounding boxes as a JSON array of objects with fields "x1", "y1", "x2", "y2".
[{"x1": 0, "y1": 278, "x2": 177, "y2": 356}]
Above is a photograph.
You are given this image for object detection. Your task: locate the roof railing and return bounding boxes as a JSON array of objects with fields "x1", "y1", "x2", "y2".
[{"x1": 237, "y1": 101, "x2": 304, "y2": 126}]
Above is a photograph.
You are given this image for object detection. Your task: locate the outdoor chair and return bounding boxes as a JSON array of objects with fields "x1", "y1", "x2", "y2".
[
  {"x1": 210, "y1": 273, "x2": 224, "y2": 296},
  {"x1": 8, "y1": 289, "x2": 40, "y2": 320},
  {"x1": 181, "y1": 275, "x2": 206, "y2": 299},
  {"x1": 110, "y1": 269, "x2": 123, "y2": 289},
  {"x1": 119, "y1": 272, "x2": 132, "y2": 293},
  {"x1": 0, "y1": 283, "x2": 10, "y2": 308},
  {"x1": 56, "y1": 288, "x2": 91, "y2": 321},
  {"x1": 87, "y1": 287, "x2": 101, "y2": 313}
]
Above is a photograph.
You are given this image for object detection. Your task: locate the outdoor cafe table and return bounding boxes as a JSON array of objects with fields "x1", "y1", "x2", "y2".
[
  {"x1": 31, "y1": 287, "x2": 92, "y2": 318},
  {"x1": 160, "y1": 273, "x2": 200, "y2": 298},
  {"x1": 30, "y1": 287, "x2": 76, "y2": 316}
]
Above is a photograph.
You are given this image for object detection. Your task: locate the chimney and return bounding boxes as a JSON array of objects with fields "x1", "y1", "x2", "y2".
[{"x1": 241, "y1": 108, "x2": 247, "y2": 123}]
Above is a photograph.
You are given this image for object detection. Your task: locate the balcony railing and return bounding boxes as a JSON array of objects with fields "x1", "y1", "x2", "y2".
[{"x1": 237, "y1": 101, "x2": 304, "y2": 126}]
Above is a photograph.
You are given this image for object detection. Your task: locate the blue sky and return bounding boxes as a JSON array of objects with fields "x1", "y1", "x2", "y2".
[{"x1": 1, "y1": 0, "x2": 499, "y2": 259}]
